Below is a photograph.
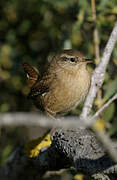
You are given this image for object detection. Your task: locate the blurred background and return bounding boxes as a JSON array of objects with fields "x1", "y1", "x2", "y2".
[{"x1": 0, "y1": 0, "x2": 117, "y2": 178}]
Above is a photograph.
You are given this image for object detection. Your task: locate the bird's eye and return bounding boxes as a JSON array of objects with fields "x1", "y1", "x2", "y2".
[{"x1": 69, "y1": 57, "x2": 76, "y2": 62}]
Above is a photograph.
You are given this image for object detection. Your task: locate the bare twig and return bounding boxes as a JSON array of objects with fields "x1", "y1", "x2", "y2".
[
  {"x1": 0, "y1": 89, "x2": 117, "y2": 130},
  {"x1": 82, "y1": 93, "x2": 117, "y2": 162},
  {"x1": 91, "y1": 0, "x2": 103, "y2": 112},
  {"x1": 91, "y1": 0, "x2": 100, "y2": 64},
  {"x1": 92, "y1": 92, "x2": 117, "y2": 120},
  {"x1": 87, "y1": 93, "x2": 117, "y2": 162},
  {"x1": 93, "y1": 128, "x2": 117, "y2": 162},
  {"x1": 81, "y1": 21, "x2": 117, "y2": 118},
  {"x1": 80, "y1": 21, "x2": 117, "y2": 163},
  {"x1": 0, "y1": 112, "x2": 85, "y2": 128}
]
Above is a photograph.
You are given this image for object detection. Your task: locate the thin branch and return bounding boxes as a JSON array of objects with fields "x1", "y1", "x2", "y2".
[
  {"x1": 92, "y1": 128, "x2": 117, "y2": 162},
  {"x1": 80, "y1": 21, "x2": 117, "y2": 163},
  {"x1": 83, "y1": 92, "x2": 117, "y2": 162},
  {"x1": 86, "y1": 93, "x2": 117, "y2": 163},
  {"x1": 91, "y1": 0, "x2": 103, "y2": 113},
  {"x1": 0, "y1": 89, "x2": 117, "y2": 130},
  {"x1": 81, "y1": 21, "x2": 117, "y2": 118},
  {"x1": 0, "y1": 92, "x2": 117, "y2": 129},
  {"x1": 0, "y1": 112, "x2": 85, "y2": 128},
  {"x1": 92, "y1": 93, "x2": 117, "y2": 120},
  {"x1": 91, "y1": 0, "x2": 100, "y2": 64}
]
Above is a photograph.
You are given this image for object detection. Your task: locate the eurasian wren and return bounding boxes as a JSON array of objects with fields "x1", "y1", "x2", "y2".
[{"x1": 23, "y1": 49, "x2": 92, "y2": 118}]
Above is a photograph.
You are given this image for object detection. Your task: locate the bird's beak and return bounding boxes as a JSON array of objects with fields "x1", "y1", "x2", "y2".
[{"x1": 85, "y1": 58, "x2": 93, "y2": 64}]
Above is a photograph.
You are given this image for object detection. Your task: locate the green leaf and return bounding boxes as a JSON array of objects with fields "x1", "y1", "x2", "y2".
[
  {"x1": 108, "y1": 117, "x2": 117, "y2": 136},
  {"x1": 103, "y1": 78, "x2": 117, "y2": 102},
  {"x1": 103, "y1": 103, "x2": 115, "y2": 122},
  {"x1": 0, "y1": 145, "x2": 12, "y2": 166}
]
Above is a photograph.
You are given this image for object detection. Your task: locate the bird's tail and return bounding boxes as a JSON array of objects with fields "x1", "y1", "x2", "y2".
[{"x1": 22, "y1": 62, "x2": 39, "y2": 88}]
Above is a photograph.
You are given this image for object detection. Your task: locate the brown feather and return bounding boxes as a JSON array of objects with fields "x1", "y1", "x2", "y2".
[{"x1": 22, "y1": 62, "x2": 39, "y2": 88}]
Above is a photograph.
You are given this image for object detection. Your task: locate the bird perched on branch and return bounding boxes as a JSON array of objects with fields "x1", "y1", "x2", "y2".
[{"x1": 22, "y1": 49, "x2": 92, "y2": 118}]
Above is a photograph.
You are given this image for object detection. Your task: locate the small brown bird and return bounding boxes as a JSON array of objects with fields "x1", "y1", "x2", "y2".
[{"x1": 23, "y1": 49, "x2": 92, "y2": 118}]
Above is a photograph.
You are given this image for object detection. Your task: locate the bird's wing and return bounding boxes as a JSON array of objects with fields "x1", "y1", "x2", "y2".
[{"x1": 28, "y1": 72, "x2": 54, "y2": 98}]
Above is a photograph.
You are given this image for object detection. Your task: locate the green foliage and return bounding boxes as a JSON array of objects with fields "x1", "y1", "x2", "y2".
[
  {"x1": 0, "y1": 0, "x2": 117, "y2": 168},
  {"x1": 103, "y1": 79, "x2": 117, "y2": 102},
  {"x1": 103, "y1": 103, "x2": 115, "y2": 122},
  {"x1": 0, "y1": 144, "x2": 13, "y2": 166}
]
